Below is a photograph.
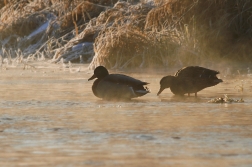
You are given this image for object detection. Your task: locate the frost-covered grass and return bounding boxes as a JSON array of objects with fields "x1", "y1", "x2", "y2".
[{"x1": 1, "y1": 0, "x2": 252, "y2": 69}]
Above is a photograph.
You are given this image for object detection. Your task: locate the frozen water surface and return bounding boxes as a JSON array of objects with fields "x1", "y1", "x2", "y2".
[{"x1": 0, "y1": 62, "x2": 252, "y2": 167}]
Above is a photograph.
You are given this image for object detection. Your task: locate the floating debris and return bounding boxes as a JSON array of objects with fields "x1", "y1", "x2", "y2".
[{"x1": 208, "y1": 94, "x2": 244, "y2": 103}]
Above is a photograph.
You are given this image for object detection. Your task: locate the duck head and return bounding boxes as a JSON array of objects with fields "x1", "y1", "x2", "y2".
[
  {"x1": 88, "y1": 66, "x2": 109, "y2": 81},
  {"x1": 157, "y1": 76, "x2": 174, "y2": 95}
]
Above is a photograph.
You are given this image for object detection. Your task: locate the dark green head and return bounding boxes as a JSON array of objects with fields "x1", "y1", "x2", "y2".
[
  {"x1": 88, "y1": 66, "x2": 109, "y2": 81},
  {"x1": 157, "y1": 76, "x2": 174, "y2": 95}
]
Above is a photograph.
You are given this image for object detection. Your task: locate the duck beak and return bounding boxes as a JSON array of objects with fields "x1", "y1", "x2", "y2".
[
  {"x1": 157, "y1": 87, "x2": 165, "y2": 96},
  {"x1": 88, "y1": 74, "x2": 97, "y2": 81}
]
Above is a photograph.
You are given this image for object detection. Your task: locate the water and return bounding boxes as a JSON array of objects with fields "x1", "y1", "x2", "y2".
[{"x1": 0, "y1": 63, "x2": 252, "y2": 167}]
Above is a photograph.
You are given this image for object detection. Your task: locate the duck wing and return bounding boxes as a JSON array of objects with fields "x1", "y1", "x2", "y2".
[
  {"x1": 175, "y1": 66, "x2": 220, "y2": 79},
  {"x1": 104, "y1": 74, "x2": 149, "y2": 86},
  {"x1": 106, "y1": 74, "x2": 149, "y2": 97},
  {"x1": 94, "y1": 80, "x2": 137, "y2": 100},
  {"x1": 95, "y1": 80, "x2": 149, "y2": 100}
]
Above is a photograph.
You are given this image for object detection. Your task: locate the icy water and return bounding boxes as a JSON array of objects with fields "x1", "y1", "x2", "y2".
[{"x1": 0, "y1": 62, "x2": 252, "y2": 167}]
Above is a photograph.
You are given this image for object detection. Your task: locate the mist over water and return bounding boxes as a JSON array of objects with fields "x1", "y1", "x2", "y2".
[{"x1": 0, "y1": 63, "x2": 252, "y2": 167}]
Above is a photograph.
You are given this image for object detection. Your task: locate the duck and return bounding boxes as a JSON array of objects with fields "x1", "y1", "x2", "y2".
[
  {"x1": 157, "y1": 66, "x2": 223, "y2": 97},
  {"x1": 88, "y1": 66, "x2": 150, "y2": 100}
]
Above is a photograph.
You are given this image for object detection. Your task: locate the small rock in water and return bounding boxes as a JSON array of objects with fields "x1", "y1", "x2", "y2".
[{"x1": 208, "y1": 94, "x2": 244, "y2": 103}]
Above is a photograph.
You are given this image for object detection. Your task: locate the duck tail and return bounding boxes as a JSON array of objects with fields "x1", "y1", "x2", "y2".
[
  {"x1": 135, "y1": 86, "x2": 150, "y2": 96},
  {"x1": 211, "y1": 78, "x2": 223, "y2": 85},
  {"x1": 135, "y1": 90, "x2": 150, "y2": 94}
]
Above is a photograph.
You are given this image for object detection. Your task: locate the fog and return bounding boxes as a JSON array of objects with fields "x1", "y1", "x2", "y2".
[{"x1": 0, "y1": 62, "x2": 251, "y2": 166}]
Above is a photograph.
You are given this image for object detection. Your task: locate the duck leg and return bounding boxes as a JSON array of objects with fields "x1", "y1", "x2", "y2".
[
  {"x1": 195, "y1": 92, "x2": 197, "y2": 97},
  {"x1": 188, "y1": 93, "x2": 190, "y2": 96}
]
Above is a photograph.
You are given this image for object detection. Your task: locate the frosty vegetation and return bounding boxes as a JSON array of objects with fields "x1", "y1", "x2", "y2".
[{"x1": 0, "y1": 0, "x2": 252, "y2": 69}]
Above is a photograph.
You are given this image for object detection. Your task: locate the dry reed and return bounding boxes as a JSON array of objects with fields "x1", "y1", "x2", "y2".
[{"x1": 1, "y1": 0, "x2": 252, "y2": 69}]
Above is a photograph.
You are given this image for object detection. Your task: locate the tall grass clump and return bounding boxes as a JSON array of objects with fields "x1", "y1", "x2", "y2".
[{"x1": 1, "y1": 0, "x2": 252, "y2": 69}]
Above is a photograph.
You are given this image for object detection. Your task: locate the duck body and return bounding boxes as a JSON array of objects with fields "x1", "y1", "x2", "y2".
[
  {"x1": 89, "y1": 66, "x2": 149, "y2": 100},
  {"x1": 158, "y1": 66, "x2": 223, "y2": 96}
]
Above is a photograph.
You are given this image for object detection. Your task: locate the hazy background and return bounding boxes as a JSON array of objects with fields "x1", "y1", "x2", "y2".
[
  {"x1": 0, "y1": 0, "x2": 252, "y2": 71},
  {"x1": 1, "y1": 1, "x2": 252, "y2": 166}
]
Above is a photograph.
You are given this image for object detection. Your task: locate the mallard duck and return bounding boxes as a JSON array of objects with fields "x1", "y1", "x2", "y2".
[
  {"x1": 157, "y1": 66, "x2": 223, "y2": 97},
  {"x1": 88, "y1": 66, "x2": 150, "y2": 100}
]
